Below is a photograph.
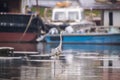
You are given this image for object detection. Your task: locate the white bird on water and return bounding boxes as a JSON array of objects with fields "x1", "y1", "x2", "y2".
[{"x1": 50, "y1": 31, "x2": 63, "y2": 58}]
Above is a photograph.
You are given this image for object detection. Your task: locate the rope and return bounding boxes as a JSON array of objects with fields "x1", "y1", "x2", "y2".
[{"x1": 18, "y1": 14, "x2": 34, "y2": 42}]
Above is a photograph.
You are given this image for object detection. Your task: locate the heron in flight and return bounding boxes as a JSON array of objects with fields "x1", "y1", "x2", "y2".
[{"x1": 50, "y1": 31, "x2": 63, "y2": 58}]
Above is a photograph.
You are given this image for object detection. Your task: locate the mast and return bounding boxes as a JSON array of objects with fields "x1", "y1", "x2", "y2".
[
  {"x1": 36, "y1": 0, "x2": 40, "y2": 15},
  {"x1": 77, "y1": 0, "x2": 81, "y2": 6}
]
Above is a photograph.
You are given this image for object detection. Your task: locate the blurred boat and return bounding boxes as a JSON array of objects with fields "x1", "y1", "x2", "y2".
[
  {"x1": 0, "y1": 0, "x2": 44, "y2": 42},
  {"x1": 45, "y1": 26, "x2": 120, "y2": 44},
  {"x1": 37, "y1": 1, "x2": 120, "y2": 44}
]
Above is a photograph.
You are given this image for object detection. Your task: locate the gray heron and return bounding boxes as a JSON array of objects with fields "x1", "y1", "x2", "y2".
[{"x1": 50, "y1": 31, "x2": 63, "y2": 58}]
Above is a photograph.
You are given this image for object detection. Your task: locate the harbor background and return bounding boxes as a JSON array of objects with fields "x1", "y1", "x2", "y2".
[{"x1": 0, "y1": 0, "x2": 120, "y2": 80}]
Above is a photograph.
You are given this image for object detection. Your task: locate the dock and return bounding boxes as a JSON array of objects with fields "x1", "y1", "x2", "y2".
[
  {"x1": 0, "y1": 47, "x2": 14, "y2": 50},
  {"x1": 13, "y1": 51, "x2": 39, "y2": 55},
  {"x1": 0, "y1": 57, "x2": 22, "y2": 60}
]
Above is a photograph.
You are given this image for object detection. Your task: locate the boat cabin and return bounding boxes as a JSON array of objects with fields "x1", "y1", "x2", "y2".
[
  {"x1": 50, "y1": 1, "x2": 84, "y2": 26},
  {"x1": 52, "y1": 7, "x2": 84, "y2": 23},
  {"x1": 0, "y1": 0, "x2": 27, "y2": 13}
]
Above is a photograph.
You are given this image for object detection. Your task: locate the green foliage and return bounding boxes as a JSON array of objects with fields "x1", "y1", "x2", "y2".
[
  {"x1": 31, "y1": 7, "x2": 45, "y2": 17},
  {"x1": 31, "y1": 7, "x2": 101, "y2": 18},
  {"x1": 84, "y1": 10, "x2": 101, "y2": 17}
]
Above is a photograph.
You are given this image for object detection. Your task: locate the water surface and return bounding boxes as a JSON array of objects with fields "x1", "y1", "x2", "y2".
[{"x1": 0, "y1": 42, "x2": 120, "y2": 80}]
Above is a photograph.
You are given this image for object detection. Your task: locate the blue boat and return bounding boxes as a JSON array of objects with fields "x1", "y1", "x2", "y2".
[
  {"x1": 42, "y1": 5, "x2": 120, "y2": 44},
  {"x1": 37, "y1": 1, "x2": 120, "y2": 44},
  {"x1": 45, "y1": 32, "x2": 120, "y2": 44}
]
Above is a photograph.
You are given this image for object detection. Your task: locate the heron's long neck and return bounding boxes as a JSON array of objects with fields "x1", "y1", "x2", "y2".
[{"x1": 58, "y1": 32, "x2": 62, "y2": 49}]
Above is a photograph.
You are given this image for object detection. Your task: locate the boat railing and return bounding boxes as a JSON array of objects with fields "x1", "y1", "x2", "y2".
[
  {"x1": 0, "y1": 13, "x2": 43, "y2": 28},
  {"x1": 0, "y1": 13, "x2": 30, "y2": 27},
  {"x1": 72, "y1": 25, "x2": 120, "y2": 34},
  {"x1": 95, "y1": 26, "x2": 120, "y2": 33}
]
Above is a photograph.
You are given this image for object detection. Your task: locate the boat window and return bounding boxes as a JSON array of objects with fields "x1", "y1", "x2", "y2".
[
  {"x1": 68, "y1": 11, "x2": 79, "y2": 20},
  {"x1": 54, "y1": 12, "x2": 66, "y2": 21}
]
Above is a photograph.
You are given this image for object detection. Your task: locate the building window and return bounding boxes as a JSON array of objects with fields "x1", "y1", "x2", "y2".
[
  {"x1": 109, "y1": 60, "x2": 113, "y2": 66},
  {"x1": 109, "y1": 12, "x2": 113, "y2": 26}
]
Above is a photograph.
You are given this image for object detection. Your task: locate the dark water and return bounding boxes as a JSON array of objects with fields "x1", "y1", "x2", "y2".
[{"x1": 0, "y1": 42, "x2": 120, "y2": 80}]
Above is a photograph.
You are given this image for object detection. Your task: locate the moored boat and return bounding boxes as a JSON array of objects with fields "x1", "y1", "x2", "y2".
[
  {"x1": 45, "y1": 29, "x2": 120, "y2": 44},
  {"x1": 0, "y1": 0, "x2": 44, "y2": 42},
  {"x1": 44, "y1": 19, "x2": 120, "y2": 44},
  {"x1": 0, "y1": 13, "x2": 43, "y2": 42},
  {"x1": 37, "y1": 1, "x2": 120, "y2": 44}
]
